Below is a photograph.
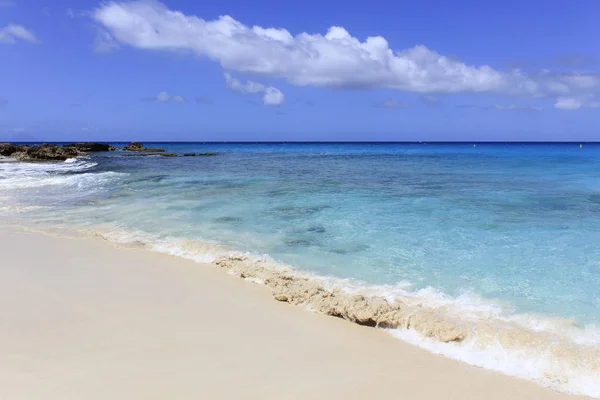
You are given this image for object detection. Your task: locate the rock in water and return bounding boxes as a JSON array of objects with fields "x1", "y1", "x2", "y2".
[
  {"x1": 18, "y1": 144, "x2": 80, "y2": 161},
  {"x1": 124, "y1": 142, "x2": 165, "y2": 152},
  {"x1": 63, "y1": 142, "x2": 113, "y2": 152},
  {"x1": 0, "y1": 142, "x2": 27, "y2": 157},
  {"x1": 123, "y1": 142, "x2": 143, "y2": 151}
]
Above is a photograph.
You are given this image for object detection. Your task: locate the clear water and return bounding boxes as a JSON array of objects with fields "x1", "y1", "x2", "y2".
[{"x1": 2, "y1": 142, "x2": 600, "y2": 395}]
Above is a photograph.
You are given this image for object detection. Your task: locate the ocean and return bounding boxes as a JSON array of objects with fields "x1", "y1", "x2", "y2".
[{"x1": 1, "y1": 142, "x2": 600, "y2": 397}]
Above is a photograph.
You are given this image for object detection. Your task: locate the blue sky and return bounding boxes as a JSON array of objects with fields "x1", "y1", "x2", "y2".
[{"x1": 1, "y1": 0, "x2": 599, "y2": 141}]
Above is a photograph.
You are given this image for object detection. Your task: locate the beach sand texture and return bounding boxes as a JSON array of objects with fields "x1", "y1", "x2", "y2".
[{"x1": 0, "y1": 225, "x2": 585, "y2": 399}]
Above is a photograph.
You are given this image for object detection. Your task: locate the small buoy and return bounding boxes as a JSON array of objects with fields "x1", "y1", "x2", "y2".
[
  {"x1": 473, "y1": 144, "x2": 476, "y2": 148},
  {"x1": 580, "y1": 144, "x2": 583, "y2": 148}
]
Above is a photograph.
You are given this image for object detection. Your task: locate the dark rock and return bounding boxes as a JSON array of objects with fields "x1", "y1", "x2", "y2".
[
  {"x1": 0, "y1": 142, "x2": 27, "y2": 157},
  {"x1": 124, "y1": 142, "x2": 143, "y2": 151},
  {"x1": 18, "y1": 144, "x2": 80, "y2": 161},
  {"x1": 183, "y1": 153, "x2": 197, "y2": 156},
  {"x1": 123, "y1": 142, "x2": 165, "y2": 152},
  {"x1": 160, "y1": 153, "x2": 178, "y2": 157},
  {"x1": 63, "y1": 142, "x2": 112, "y2": 152}
]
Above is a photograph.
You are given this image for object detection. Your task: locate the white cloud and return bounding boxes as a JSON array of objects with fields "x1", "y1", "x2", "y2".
[
  {"x1": 225, "y1": 73, "x2": 265, "y2": 94},
  {"x1": 0, "y1": 24, "x2": 38, "y2": 44},
  {"x1": 554, "y1": 96, "x2": 600, "y2": 110},
  {"x1": 224, "y1": 73, "x2": 284, "y2": 106},
  {"x1": 155, "y1": 91, "x2": 170, "y2": 102},
  {"x1": 494, "y1": 104, "x2": 543, "y2": 112},
  {"x1": 555, "y1": 98, "x2": 582, "y2": 110},
  {"x1": 263, "y1": 87, "x2": 285, "y2": 106},
  {"x1": 375, "y1": 99, "x2": 409, "y2": 109},
  {"x1": 143, "y1": 91, "x2": 187, "y2": 103},
  {"x1": 92, "y1": 1, "x2": 600, "y2": 108}
]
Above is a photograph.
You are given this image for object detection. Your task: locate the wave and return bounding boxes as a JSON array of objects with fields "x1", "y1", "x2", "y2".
[
  {"x1": 72, "y1": 226, "x2": 600, "y2": 398},
  {"x1": 0, "y1": 157, "x2": 98, "y2": 173},
  {"x1": 0, "y1": 158, "x2": 125, "y2": 191}
]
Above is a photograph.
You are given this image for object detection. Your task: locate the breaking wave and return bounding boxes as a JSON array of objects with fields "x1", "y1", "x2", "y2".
[{"x1": 0, "y1": 158, "x2": 126, "y2": 208}]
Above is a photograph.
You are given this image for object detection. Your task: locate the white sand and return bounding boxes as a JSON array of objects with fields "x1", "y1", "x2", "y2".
[{"x1": 0, "y1": 225, "x2": 586, "y2": 399}]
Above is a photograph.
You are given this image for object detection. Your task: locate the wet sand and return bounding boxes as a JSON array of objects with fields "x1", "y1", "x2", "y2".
[{"x1": 0, "y1": 225, "x2": 585, "y2": 399}]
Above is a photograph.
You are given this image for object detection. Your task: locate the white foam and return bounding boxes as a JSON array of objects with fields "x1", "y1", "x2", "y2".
[
  {"x1": 0, "y1": 158, "x2": 124, "y2": 193},
  {"x1": 390, "y1": 327, "x2": 600, "y2": 398}
]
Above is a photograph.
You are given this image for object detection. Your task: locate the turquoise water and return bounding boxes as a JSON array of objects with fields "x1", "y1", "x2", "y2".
[{"x1": 2, "y1": 142, "x2": 600, "y2": 395}]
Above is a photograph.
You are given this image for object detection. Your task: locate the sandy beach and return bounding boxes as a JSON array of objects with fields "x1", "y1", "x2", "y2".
[{"x1": 0, "y1": 224, "x2": 586, "y2": 400}]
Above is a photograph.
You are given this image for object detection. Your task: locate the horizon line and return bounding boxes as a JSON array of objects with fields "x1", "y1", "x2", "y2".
[{"x1": 7, "y1": 141, "x2": 600, "y2": 145}]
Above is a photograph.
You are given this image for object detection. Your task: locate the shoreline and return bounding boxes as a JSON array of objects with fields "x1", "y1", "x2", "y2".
[
  {"x1": 33, "y1": 221, "x2": 600, "y2": 397},
  {"x1": 0, "y1": 223, "x2": 589, "y2": 399}
]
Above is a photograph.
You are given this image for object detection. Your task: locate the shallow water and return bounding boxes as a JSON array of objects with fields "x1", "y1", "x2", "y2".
[{"x1": 2, "y1": 142, "x2": 600, "y2": 396}]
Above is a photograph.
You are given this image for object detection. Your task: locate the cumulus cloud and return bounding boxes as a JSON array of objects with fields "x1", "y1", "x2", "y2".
[
  {"x1": 554, "y1": 96, "x2": 600, "y2": 110},
  {"x1": 0, "y1": 24, "x2": 38, "y2": 44},
  {"x1": 224, "y1": 73, "x2": 284, "y2": 106},
  {"x1": 142, "y1": 91, "x2": 187, "y2": 103},
  {"x1": 92, "y1": 1, "x2": 600, "y2": 109},
  {"x1": 262, "y1": 87, "x2": 285, "y2": 106},
  {"x1": 495, "y1": 104, "x2": 543, "y2": 112},
  {"x1": 374, "y1": 99, "x2": 409, "y2": 109}
]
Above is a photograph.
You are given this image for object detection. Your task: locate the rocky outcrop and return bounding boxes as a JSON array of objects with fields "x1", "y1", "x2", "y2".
[
  {"x1": 123, "y1": 142, "x2": 165, "y2": 152},
  {"x1": 0, "y1": 142, "x2": 27, "y2": 157},
  {"x1": 15, "y1": 144, "x2": 80, "y2": 161},
  {"x1": 63, "y1": 142, "x2": 118, "y2": 152}
]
